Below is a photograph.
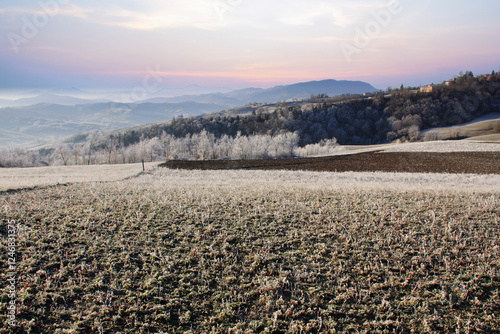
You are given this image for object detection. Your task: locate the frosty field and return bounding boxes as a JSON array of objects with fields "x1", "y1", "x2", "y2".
[
  {"x1": 1, "y1": 164, "x2": 499, "y2": 333},
  {"x1": 0, "y1": 162, "x2": 158, "y2": 192}
]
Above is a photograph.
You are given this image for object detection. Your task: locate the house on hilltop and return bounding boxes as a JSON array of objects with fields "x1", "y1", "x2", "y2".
[{"x1": 419, "y1": 85, "x2": 433, "y2": 93}]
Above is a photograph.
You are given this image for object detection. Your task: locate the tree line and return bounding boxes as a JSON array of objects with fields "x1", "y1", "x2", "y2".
[{"x1": 0, "y1": 131, "x2": 341, "y2": 167}]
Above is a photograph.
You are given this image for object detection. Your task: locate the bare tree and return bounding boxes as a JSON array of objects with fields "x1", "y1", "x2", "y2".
[
  {"x1": 56, "y1": 145, "x2": 71, "y2": 166},
  {"x1": 84, "y1": 131, "x2": 102, "y2": 165},
  {"x1": 71, "y1": 144, "x2": 81, "y2": 165},
  {"x1": 408, "y1": 125, "x2": 421, "y2": 142},
  {"x1": 160, "y1": 131, "x2": 173, "y2": 160},
  {"x1": 104, "y1": 135, "x2": 118, "y2": 164}
]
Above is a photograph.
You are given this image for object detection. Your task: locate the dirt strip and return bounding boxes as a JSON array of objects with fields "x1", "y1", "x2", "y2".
[{"x1": 160, "y1": 151, "x2": 500, "y2": 174}]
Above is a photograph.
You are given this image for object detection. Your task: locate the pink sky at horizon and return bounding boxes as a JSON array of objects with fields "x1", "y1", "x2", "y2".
[{"x1": 1, "y1": 0, "x2": 499, "y2": 93}]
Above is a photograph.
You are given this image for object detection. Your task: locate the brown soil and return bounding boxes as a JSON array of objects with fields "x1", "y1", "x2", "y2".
[{"x1": 160, "y1": 151, "x2": 500, "y2": 174}]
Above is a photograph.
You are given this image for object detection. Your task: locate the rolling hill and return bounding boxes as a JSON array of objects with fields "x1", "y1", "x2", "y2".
[{"x1": 421, "y1": 113, "x2": 500, "y2": 141}]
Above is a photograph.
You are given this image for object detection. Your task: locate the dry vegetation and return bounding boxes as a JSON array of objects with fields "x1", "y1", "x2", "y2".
[
  {"x1": 382, "y1": 141, "x2": 500, "y2": 153},
  {"x1": 0, "y1": 162, "x2": 157, "y2": 192},
  {"x1": 1, "y1": 167, "x2": 499, "y2": 333}
]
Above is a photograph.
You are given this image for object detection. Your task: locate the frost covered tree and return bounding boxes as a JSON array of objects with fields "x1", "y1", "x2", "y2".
[
  {"x1": 160, "y1": 131, "x2": 174, "y2": 160},
  {"x1": 103, "y1": 135, "x2": 119, "y2": 164},
  {"x1": 71, "y1": 144, "x2": 82, "y2": 165},
  {"x1": 84, "y1": 131, "x2": 102, "y2": 165},
  {"x1": 189, "y1": 130, "x2": 214, "y2": 160},
  {"x1": 52, "y1": 145, "x2": 72, "y2": 166}
]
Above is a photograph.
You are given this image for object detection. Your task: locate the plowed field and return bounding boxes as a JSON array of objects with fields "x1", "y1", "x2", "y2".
[{"x1": 161, "y1": 151, "x2": 500, "y2": 174}]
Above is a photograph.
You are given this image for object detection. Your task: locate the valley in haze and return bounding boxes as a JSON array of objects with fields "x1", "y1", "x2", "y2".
[{"x1": 0, "y1": 79, "x2": 377, "y2": 146}]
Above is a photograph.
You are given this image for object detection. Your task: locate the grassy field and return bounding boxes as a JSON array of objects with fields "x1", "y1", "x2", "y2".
[
  {"x1": 381, "y1": 140, "x2": 500, "y2": 153},
  {"x1": 1, "y1": 166, "x2": 499, "y2": 333},
  {"x1": 0, "y1": 162, "x2": 157, "y2": 192}
]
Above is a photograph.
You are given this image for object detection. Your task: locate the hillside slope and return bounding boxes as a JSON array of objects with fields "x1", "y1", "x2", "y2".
[{"x1": 422, "y1": 113, "x2": 500, "y2": 140}]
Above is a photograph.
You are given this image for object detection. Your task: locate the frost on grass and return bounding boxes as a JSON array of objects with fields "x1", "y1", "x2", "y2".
[
  {"x1": 145, "y1": 168, "x2": 500, "y2": 194},
  {"x1": 382, "y1": 140, "x2": 500, "y2": 153},
  {"x1": 0, "y1": 162, "x2": 157, "y2": 192},
  {"x1": 0, "y1": 169, "x2": 499, "y2": 333}
]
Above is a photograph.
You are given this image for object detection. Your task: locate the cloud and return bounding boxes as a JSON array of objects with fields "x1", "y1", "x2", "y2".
[
  {"x1": 279, "y1": 3, "x2": 357, "y2": 27},
  {"x1": 24, "y1": 45, "x2": 76, "y2": 53},
  {"x1": 86, "y1": 1, "x2": 225, "y2": 31},
  {"x1": 1, "y1": 1, "x2": 224, "y2": 31},
  {"x1": 57, "y1": 4, "x2": 93, "y2": 19},
  {"x1": 0, "y1": 3, "x2": 92, "y2": 20},
  {"x1": 278, "y1": 1, "x2": 359, "y2": 27},
  {"x1": 278, "y1": 0, "x2": 406, "y2": 28}
]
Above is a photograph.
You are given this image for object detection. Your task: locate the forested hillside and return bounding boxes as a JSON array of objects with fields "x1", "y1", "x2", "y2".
[{"x1": 122, "y1": 71, "x2": 500, "y2": 146}]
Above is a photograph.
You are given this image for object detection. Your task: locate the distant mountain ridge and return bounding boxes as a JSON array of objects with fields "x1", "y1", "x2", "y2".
[
  {"x1": 244, "y1": 79, "x2": 377, "y2": 102},
  {"x1": 0, "y1": 79, "x2": 377, "y2": 108},
  {"x1": 7, "y1": 94, "x2": 112, "y2": 107},
  {"x1": 142, "y1": 79, "x2": 377, "y2": 105}
]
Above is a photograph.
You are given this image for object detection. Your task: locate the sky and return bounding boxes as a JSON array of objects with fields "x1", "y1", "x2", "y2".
[{"x1": 1, "y1": 0, "x2": 499, "y2": 94}]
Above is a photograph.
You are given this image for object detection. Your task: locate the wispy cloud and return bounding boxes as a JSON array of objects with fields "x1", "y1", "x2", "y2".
[
  {"x1": 0, "y1": 1, "x2": 224, "y2": 31},
  {"x1": 86, "y1": 1, "x2": 223, "y2": 31},
  {"x1": 279, "y1": 3, "x2": 356, "y2": 27},
  {"x1": 24, "y1": 45, "x2": 76, "y2": 53},
  {"x1": 278, "y1": 0, "x2": 396, "y2": 27},
  {"x1": 0, "y1": 3, "x2": 92, "y2": 25},
  {"x1": 3, "y1": 3, "x2": 89, "y2": 17},
  {"x1": 58, "y1": 4, "x2": 93, "y2": 19}
]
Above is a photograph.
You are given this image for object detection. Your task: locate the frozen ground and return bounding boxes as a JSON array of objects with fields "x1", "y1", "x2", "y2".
[
  {"x1": 420, "y1": 113, "x2": 500, "y2": 141},
  {"x1": 3, "y1": 166, "x2": 499, "y2": 333},
  {"x1": 141, "y1": 168, "x2": 500, "y2": 194},
  {"x1": 0, "y1": 162, "x2": 157, "y2": 192},
  {"x1": 324, "y1": 139, "x2": 500, "y2": 156},
  {"x1": 1, "y1": 163, "x2": 499, "y2": 194},
  {"x1": 1, "y1": 140, "x2": 499, "y2": 193},
  {"x1": 2, "y1": 148, "x2": 499, "y2": 333},
  {"x1": 381, "y1": 140, "x2": 500, "y2": 153}
]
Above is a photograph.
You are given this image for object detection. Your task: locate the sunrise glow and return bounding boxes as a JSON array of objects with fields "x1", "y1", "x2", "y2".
[{"x1": 1, "y1": 0, "x2": 499, "y2": 92}]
